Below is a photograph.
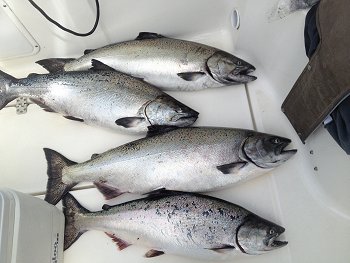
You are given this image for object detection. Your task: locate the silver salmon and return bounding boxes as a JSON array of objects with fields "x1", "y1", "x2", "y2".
[
  {"x1": 36, "y1": 32, "x2": 257, "y2": 91},
  {"x1": 63, "y1": 191, "x2": 288, "y2": 258},
  {"x1": 0, "y1": 63, "x2": 198, "y2": 133},
  {"x1": 44, "y1": 127, "x2": 297, "y2": 205}
]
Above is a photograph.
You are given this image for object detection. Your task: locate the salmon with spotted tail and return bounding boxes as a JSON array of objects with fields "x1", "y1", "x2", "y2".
[
  {"x1": 0, "y1": 61, "x2": 198, "y2": 133},
  {"x1": 44, "y1": 127, "x2": 296, "y2": 205},
  {"x1": 36, "y1": 32, "x2": 257, "y2": 91},
  {"x1": 63, "y1": 191, "x2": 288, "y2": 258}
]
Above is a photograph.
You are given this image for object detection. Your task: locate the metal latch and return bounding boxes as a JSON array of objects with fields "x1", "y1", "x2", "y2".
[{"x1": 16, "y1": 97, "x2": 28, "y2": 114}]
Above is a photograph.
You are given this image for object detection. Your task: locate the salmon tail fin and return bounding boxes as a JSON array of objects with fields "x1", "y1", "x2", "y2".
[
  {"x1": 36, "y1": 58, "x2": 75, "y2": 73},
  {"x1": 0, "y1": 70, "x2": 17, "y2": 110},
  {"x1": 62, "y1": 193, "x2": 90, "y2": 250},
  {"x1": 43, "y1": 148, "x2": 77, "y2": 205}
]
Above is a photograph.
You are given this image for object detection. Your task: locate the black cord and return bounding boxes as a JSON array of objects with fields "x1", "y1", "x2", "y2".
[{"x1": 27, "y1": 0, "x2": 100, "y2": 37}]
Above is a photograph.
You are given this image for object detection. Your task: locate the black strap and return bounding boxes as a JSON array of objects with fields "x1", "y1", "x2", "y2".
[{"x1": 28, "y1": 0, "x2": 100, "y2": 37}]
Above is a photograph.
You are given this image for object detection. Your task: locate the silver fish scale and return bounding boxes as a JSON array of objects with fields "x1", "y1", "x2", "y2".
[
  {"x1": 8, "y1": 71, "x2": 165, "y2": 132},
  {"x1": 90, "y1": 127, "x2": 248, "y2": 161},
  {"x1": 64, "y1": 38, "x2": 223, "y2": 91},
  {"x1": 79, "y1": 193, "x2": 250, "y2": 251},
  {"x1": 64, "y1": 127, "x2": 261, "y2": 193}
]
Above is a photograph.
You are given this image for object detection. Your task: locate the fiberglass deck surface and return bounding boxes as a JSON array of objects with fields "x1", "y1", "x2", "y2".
[{"x1": 0, "y1": 0, "x2": 349, "y2": 262}]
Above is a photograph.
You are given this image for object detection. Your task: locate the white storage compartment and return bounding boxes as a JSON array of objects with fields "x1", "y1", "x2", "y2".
[{"x1": 0, "y1": 189, "x2": 64, "y2": 263}]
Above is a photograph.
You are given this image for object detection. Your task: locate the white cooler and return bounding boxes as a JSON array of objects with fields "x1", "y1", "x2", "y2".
[{"x1": 0, "y1": 188, "x2": 64, "y2": 263}]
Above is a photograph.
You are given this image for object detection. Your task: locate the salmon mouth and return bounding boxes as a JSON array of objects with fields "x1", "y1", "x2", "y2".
[
  {"x1": 170, "y1": 110, "x2": 199, "y2": 126},
  {"x1": 143, "y1": 95, "x2": 199, "y2": 127},
  {"x1": 271, "y1": 240, "x2": 288, "y2": 247},
  {"x1": 276, "y1": 139, "x2": 298, "y2": 156},
  {"x1": 228, "y1": 66, "x2": 257, "y2": 83},
  {"x1": 266, "y1": 228, "x2": 288, "y2": 249},
  {"x1": 240, "y1": 65, "x2": 256, "y2": 75},
  {"x1": 236, "y1": 74, "x2": 257, "y2": 83}
]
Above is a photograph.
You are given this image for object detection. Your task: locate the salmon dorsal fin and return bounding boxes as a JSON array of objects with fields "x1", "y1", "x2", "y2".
[
  {"x1": 84, "y1": 49, "x2": 95, "y2": 55},
  {"x1": 146, "y1": 125, "x2": 179, "y2": 137},
  {"x1": 90, "y1": 59, "x2": 116, "y2": 71},
  {"x1": 144, "y1": 189, "x2": 184, "y2": 201},
  {"x1": 135, "y1": 32, "x2": 165, "y2": 40},
  {"x1": 36, "y1": 58, "x2": 74, "y2": 73},
  {"x1": 27, "y1": 73, "x2": 39, "y2": 78}
]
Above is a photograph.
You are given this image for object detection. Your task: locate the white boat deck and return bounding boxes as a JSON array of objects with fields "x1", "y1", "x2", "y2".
[{"x1": 0, "y1": 0, "x2": 349, "y2": 262}]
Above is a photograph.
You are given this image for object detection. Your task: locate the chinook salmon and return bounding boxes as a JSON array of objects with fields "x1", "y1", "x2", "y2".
[
  {"x1": 36, "y1": 32, "x2": 257, "y2": 91},
  {"x1": 44, "y1": 127, "x2": 297, "y2": 205},
  {"x1": 0, "y1": 61, "x2": 198, "y2": 133},
  {"x1": 63, "y1": 191, "x2": 288, "y2": 258}
]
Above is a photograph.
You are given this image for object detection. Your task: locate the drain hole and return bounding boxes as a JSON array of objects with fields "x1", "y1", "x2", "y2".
[{"x1": 231, "y1": 9, "x2": 240, "y2": 30}]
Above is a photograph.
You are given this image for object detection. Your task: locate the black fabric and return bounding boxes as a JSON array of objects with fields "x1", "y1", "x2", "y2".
[
  {"x1": 305, "y1": 3, "x2": 350, "y2": 154},
  {"x1": 304, "y1": 3, "x2": 320, "y2": 59},
  {"x1": 325, "y1": 96, "x2": 350, "y2": 154}
]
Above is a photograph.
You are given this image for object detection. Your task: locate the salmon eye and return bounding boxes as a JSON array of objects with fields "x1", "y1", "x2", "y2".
[
  {"x1": 269, "y1": 229, "x2": 275, "y2": 235},
  {"x1": 271, "y1": 138, "x2": 280, "y2": 144}
]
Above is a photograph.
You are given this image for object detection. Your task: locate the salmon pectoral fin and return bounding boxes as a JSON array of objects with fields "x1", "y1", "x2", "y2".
[
  {"x1": 216, "y1": 161, "x2": 247, "y2": 174},
  {"x1": 208, "y1": 245, "x2": 236, "y2": 253},
  {"x1": 105, "y1": 232, "x2": 131, "y2": 250},
  {"x1": 115, "y1": 117, "x2": 145, "y2": 128},
  {"x1": 94, "y1": 182, "x2": 124, "y2": 200},
  {"x1": 145, "y1": 249, "x2": 165, "y2": 258},
  {"x1": 177, "y1": 72, "x2": 206, "y2": 81},
  {"x1": 63, "y1": 116, "x2": 84, "y2": 122}
]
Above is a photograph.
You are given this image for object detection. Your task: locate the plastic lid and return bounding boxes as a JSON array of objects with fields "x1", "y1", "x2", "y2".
[{"x1": 0, "y1": 189, "x2": 16, "y2": 263}]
